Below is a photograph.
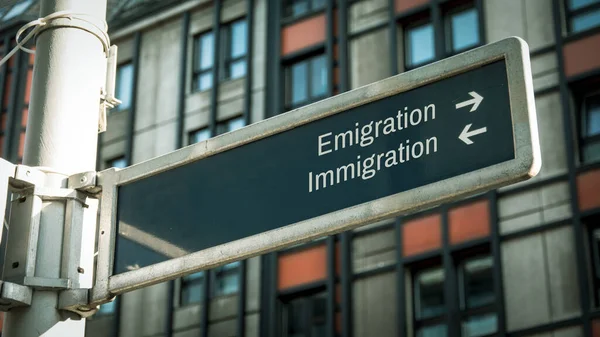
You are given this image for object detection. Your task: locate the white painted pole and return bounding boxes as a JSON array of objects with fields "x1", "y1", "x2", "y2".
[{"x1": 2, "y1": 0, "x2": 107, "y2": 336}]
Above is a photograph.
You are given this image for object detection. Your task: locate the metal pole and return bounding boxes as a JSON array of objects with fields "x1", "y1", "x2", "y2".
[{"x1": 3, "y1": 0, "x2": 107, "y2": 335}]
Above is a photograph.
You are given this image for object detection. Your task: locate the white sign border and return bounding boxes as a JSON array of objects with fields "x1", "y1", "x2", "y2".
[{"x1": 90, "y1": 37, "x2": 540, "y2": 305}]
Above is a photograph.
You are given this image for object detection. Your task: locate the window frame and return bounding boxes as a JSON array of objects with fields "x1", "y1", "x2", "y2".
[
  {"x1": 179, "y1": 271, "x2": 206, "y2": 307},
  {"x1": 188, "y1": 127, "x2": 211, "y2": 145},
  {"x1": 284, "y1": 52, "x2": 329, "y2": 111},
  {"x1": 412, "y1": 261, "x2": 448, "y2": 335},
  {"x1": 210, "y1": 261, "x2": 241, "y2": 298},
  {"x1": 216, "y1": 115, "x2": 246, "y2": 136},
  {"x1": 192, "y1": 30, "x2": 215, "y2": 93},
  {"x1": 282, "y1": 0, "x2": 326, "y2": 21},
  {"x1": 564, "y1": 0, "x2": 600, "y2": 34},
  {"x1": 586, "y1": 216, "x2": 600, "y2": 308},
  {"x1": 443, "y1": 3, "x2": 483, "y2": 56},
  {"x1": 574, "y1": 83, "x2": 600, "y2": 164},
  {"x1": 220, "y1": 18, "x2": 248, "y2": 81},
  {"x1": 279, "y1": 288, "x2": 327, "y2": 337}
]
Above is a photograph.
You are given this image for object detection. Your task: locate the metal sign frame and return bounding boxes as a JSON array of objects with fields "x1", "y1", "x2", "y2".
[{"x1": 90, "y1": 37, "x2": 540, "y2": 305}]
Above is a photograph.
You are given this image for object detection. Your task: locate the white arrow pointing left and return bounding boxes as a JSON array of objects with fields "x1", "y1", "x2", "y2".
[
  {"x1": 459, "y1": 123, "x2": 487, "y2": 145},
  {"x1": 455, "y1": 91, "x2": 484, "y2": 112}
]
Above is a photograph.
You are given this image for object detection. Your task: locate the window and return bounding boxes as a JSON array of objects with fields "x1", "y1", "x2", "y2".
[
  {"x1": 97, "y1": 300, "x2": 116, "y2": 315},
  {"x1": 212, "y1": 261, "x2": 240, "y2": 297},
  {"x1": 3, "y1": 0, "x2": 33, "y2": 21},
  {"x1": 414, "y1": 266, "x2": 447, "y2": 337},
  {"x1": 189, "y1": 128, "x2": 211, "y2": 145},
  {"x1": 115, "y1": 63, "x2": 134, "y2": 112},
  {"x1": 588, "y1": 218, "x2": 600, "y2": 307},
  {"x1": 180, "y1": 271, "x2": 205, "y2": 306},
  {"x1": 106, "y1": 156, "x2": 127, "y2": 169},
  {"x1": 578, "y1": 89, "x2": 600, "y2": 163},
  {"x1": 458, "y1": 255, "x2": 497, "y2": 337},
  {"x1": 445, "y1": 7, "x2": 481, "y2": 54},
  {"x1": 281, "y1": 291, "x2": 326, "y2": 337},
  {"x1": 216, "y1": 116, "x2": 246, "y2": 135},
  {"x1": 285, "y1": 54, "x2": 328, "y2": 110},
  {"x1": 405, "y1": 22, "x2": 435, "y2": 69},
  {"x1": 222, "y1": 19, "x2": 247, "y2": 80},
  {"x1": 566, "y1": 0, "x2": 600, "y2": 33},
  {"x1": 412, "y1": 254, "x2": 496, "y2": 337},
  {"x1": 192, "y1": 31, "x2": 215, "y2": 92},
  {"x1": 284, "y1": 0, "x2": 325, "y2": 19}
]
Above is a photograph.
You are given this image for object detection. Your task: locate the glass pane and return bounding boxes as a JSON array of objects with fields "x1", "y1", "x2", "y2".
[
  {"x1": 462, "y1": 313, "x2": 498, "y2": 337},
  {"x1": 572, "y1": 9, "x2": 600, "y2": 33},
  {"x1": 415, "y1": 267, "x2": 445, "y2": 319},
  {"x1": 462, "y1": 255, "x2": 494, "y2": 309},
  {"x1": 289, "y1": 0, "x2": 309, "y2": 17},
  {"x1": 116, "y1": 63, "x2": 134, "y2": 111},
  {"x1": 583, "y1": 141, "x2": 600, "y2": 163},
  {"x1": 98, "y1": 300, "x2": 116, "y2": 315},
  {"x1": 417, "y1": 324, "x2": 447, "y2": 337},
  {"x1": 195, "y1": 73, "x2": 213, "y2": 91},
  {"x1": 227, "y1": 117, "x2": 246, "y2": 132},
  {"x1": 214, "y1": 271, "x2": 239, "y2": 296},
  {"x1": 585, "y1": 94, "x2": 600, "y2": 136},
  {"x1": 200, "y1": 33, "x2": 214, "y2": 70},
  {"x1": 181, "y1": 281, "x2": 203, "y2": 305},
  {"x1": 310, "y1": 55, "x2": 327, "y2": 98},
  {"x1": 291, "y1": 61, "x2": 308, "y2": 105},
  {"x1": 450, "y1": 8, "x2": 480, "y2": 52},
  {"x1": 406, "y1": 23, "x2": 435, "y2": 67},
  {"x1": 230, "y1": 60, "x2": 247, "y2": 79},
  {"x1": 190, "y1": 129, "x2": 210, "y2": 144},
  {"x1": 312, "y1": 0, "x2": 325, "y2": 10},
  {"x1": 286, "y1": 299, "x2": 306, "y2": 336},
  {"x1": 231, "y1": 20, "x2": 247, "y2": 58},
  {"x1": 183, "y1": 271, "x2": 205, "y2": 282},
  {"x1": 3, "y1": 0, "x2": 33, "y2": 21},
  {"x1": 569, "y1": 0, "x2": 600, "y2": 10},
  {"x1": 108, "y1": 157, "x2": 127, "y2": 169}
]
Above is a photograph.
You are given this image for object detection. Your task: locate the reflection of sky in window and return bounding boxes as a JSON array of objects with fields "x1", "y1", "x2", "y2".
[
  {"x1": 3, "y1": 0, "x2": 33, "y2": 21},
  {"x1": 227, "y1": 117, "x2": 246, "y2": 132},
  {"x1": 586, "y1": 94, "x2": 600, "y2": 136},
  {"x1": 291, "y1": 61, "x2": 308, "y2": 105},
  {"x1": 451, "y1": 9, "x2": 480, "y2": 52},
  {"x1": 569, "y1": 0, "x2": 600, "y2": 10},
  {"x1": 190, "y1": 128, "x2": 210, "y2": 144},
  {"x1": 291, "y1": 0, "x2": 309, "y2": 17},
  {"x1": 407, "y1": 24, "x2": 434, "y2": 67},
  {"x1": 199, "y1": 33, "x2": 214, "y2": 70},
  {"x1": 97, "y1": 300, "x2": 116, "y2": 315},
  {"x1": 109, "y1": 157, "x2": 127, "y2": 169},
  {"x1": 416, "y1": 324, "x2": 447, "y2": 337},
  {"x1": 572, "y1": 9, "x2": 600, "y2": 33},
  {"x1": 116, "y1": 63, "x2": 133, "y2": 111},
  {"x1": 231, "y1": 21, "x2": 247, "y2": 58},
  {"x1": 462, "y1": 314, "x2": 497, "y2": 337},
  {"x1": 311, "y1": 55, "x2": 327, "y2": 97}
]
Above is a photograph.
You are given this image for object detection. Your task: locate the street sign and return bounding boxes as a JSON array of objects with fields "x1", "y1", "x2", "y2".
[{"x1": 91, "y1": 37, "x2": 540, "y2": 303}]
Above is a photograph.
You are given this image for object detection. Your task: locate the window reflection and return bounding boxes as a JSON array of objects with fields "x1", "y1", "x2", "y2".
[
  {"x1": 448, "y1": 8, "x2": 480, "y2": 53},
  {"x1": 115, "y1": 63, "x2": 134, "y2": 112},
  {"x1": 405, "y1": 23, "x2": 435, "y2": 68}
]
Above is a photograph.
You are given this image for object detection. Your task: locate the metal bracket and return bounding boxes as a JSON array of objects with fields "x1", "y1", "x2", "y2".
[
  {"x1": 0, "y1": 165, "x2": 101, "y2": 317},
  {"x1": 0, "y1": 281, "x2": 32, "y2": 311},
  {"x1": 99, "y1": 45, "x2": 121, "y2": 133}
]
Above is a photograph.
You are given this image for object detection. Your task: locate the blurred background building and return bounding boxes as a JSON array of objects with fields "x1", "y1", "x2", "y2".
[{"x1": 0, "y1": 0, "x2": 599, "y2": 336}]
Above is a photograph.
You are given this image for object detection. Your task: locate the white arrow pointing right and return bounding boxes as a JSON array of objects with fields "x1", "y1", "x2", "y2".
[
  {"x1": 455, "y1": 91, "x2": 484, "y2": 112},
  {"x1": 459, "y1": 124, "x2": 487, "y2": 145}
]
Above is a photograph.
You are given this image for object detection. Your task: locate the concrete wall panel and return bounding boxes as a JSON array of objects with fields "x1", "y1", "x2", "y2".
[
  {"x1": 502, "y1": 234, "x2": 551, "y2": 331},
  {"x1": 353, "y1": 272, "x2": 397, "y2": 337},
  {"x1": 349, "y1": 0, "x2": 389, "y2": 34},
  {"x1": 173, "y1": 304, "x2": 202, "y2": 331},
  {"x1": 209, "y1": 295, "x2": 238, "y2": 322},
  {"x1": 350, "y1": 29, "x2": 391, "y2": 89}
]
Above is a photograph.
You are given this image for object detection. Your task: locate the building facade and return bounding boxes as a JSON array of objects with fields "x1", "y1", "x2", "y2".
[{"x1": 0, "y1": 0, "x2": 599, "y2": 336}]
